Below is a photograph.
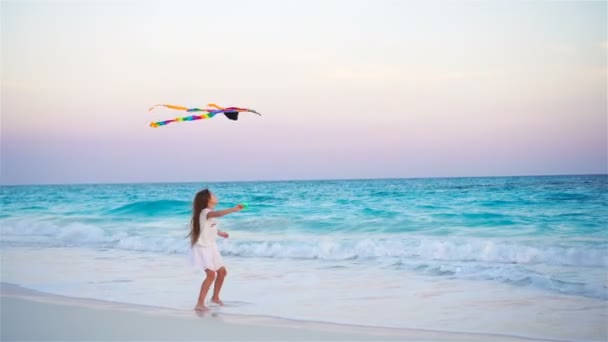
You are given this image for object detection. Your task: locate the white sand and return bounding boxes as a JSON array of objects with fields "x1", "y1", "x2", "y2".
[{"x1": 0, "y1": 283, "x2": 544, "y2": 341}]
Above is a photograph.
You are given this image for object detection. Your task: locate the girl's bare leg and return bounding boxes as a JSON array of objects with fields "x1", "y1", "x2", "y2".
[
  {"x1": 211, "y1": 267, "x2": 227, "y2": 305},
  {"x1": 195, "y1": 269, "x2": 216, "y2": 311}
]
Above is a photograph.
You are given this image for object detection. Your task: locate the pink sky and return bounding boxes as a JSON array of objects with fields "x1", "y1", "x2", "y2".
[{"x1": 2, "y1": 0, "x2": 606, "y2": 184}]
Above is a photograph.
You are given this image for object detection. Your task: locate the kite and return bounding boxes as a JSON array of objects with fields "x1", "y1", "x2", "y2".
[{"x1": 148, "y1": 103, "x2": 261, "y2": 128}]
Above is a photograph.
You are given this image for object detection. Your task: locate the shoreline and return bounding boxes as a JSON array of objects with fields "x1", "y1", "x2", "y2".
[{"x1": 0, "y1": 282, "x2": 554, "y2": 341}]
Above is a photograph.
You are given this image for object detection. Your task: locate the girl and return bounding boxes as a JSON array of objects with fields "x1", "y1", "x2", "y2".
[{"x1": 188, "y1": 189, "x2": 244, "y2": 311}]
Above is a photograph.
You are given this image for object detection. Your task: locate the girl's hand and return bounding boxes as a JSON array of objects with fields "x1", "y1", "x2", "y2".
[
  {"x1": 236, "y1": 204, "x2": 245, "y2": 210},
  {"x1": 219, "y1": 231, "x2": 229, "y2": 238}
]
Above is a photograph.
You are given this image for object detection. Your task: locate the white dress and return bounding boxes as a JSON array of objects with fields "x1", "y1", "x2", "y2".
[{"x1": 190, "y1": 208, "x2": 226, "y2": 271}]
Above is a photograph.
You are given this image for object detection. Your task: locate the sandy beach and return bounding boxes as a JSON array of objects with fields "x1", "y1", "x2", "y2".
[{"x1": 1, "y1": 283, "x2": 552, "y2": 341}]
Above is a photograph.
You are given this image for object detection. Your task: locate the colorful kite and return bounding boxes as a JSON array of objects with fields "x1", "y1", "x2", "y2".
[{"x1": 149, "y1": 103, "x2": 261, "y2": 128}]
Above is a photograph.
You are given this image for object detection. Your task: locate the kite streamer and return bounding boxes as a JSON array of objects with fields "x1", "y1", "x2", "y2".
[{"x1": 149, "y1": 104, "x2": 261, "y2": 128}]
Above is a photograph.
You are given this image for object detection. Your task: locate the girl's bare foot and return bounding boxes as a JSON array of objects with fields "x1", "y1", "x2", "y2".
[
  {"x1": 194, "y1": 304, "x2": 209, "y2": 312},
  {"x1": 211, "y1": 297, "x2": 224, "y2": 306}
]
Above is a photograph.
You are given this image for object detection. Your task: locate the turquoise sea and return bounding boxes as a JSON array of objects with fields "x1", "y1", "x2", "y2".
[{"x1": 2, "y1": 175, "x2": 607, "y2": 339}]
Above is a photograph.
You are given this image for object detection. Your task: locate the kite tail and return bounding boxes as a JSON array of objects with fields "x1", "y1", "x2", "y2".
[
  {"x1": 148, "y1": 104, "x2": 190, "y2": 111},
  {"x1": 149, "y1": 113, "x2": 219, "y2": 128}
]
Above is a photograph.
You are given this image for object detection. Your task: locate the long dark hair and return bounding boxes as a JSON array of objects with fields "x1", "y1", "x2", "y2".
[{"x1": 188, "y1": 189, "x2": 211, "y2": 247}]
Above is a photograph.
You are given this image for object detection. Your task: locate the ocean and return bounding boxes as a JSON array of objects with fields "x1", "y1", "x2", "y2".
[{"x1": 1, "y1": 175, "x2": 607, "y2": 339}]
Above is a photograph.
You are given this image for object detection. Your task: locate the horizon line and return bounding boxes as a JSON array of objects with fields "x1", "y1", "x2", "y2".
[{"x1": 1, "y1": 172, "x2": 606, "y2": 187}]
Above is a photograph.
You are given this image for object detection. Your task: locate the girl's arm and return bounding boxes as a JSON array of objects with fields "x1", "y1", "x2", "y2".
[{"x1": 207, "y1": 204, "x2": 244, "y2": 219}]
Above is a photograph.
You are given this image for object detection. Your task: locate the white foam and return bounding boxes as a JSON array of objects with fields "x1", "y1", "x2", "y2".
[
  {"x1": 2, "y1": 219, "x2": 606, "y2": 267},
  {"x1": 1, "y1": 219, "x2": 606, "y2": 298},
  {"x1": 57, "y1": 223, "x2": 108, "y2": 244}
]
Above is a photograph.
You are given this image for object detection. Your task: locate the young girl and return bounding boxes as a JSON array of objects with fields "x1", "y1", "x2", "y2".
[{"x1": 188, "y1": 189, "x2": 244, "y2": 311}]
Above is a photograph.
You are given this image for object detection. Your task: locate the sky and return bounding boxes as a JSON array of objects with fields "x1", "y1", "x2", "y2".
[{"x1": 1, "y1": 0, "x2": 606, "y2": 185}]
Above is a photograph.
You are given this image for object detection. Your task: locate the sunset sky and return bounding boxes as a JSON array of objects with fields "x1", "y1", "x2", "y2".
[{"x1": 2, "y1": 0, "x2": 606, "y2": 184}]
